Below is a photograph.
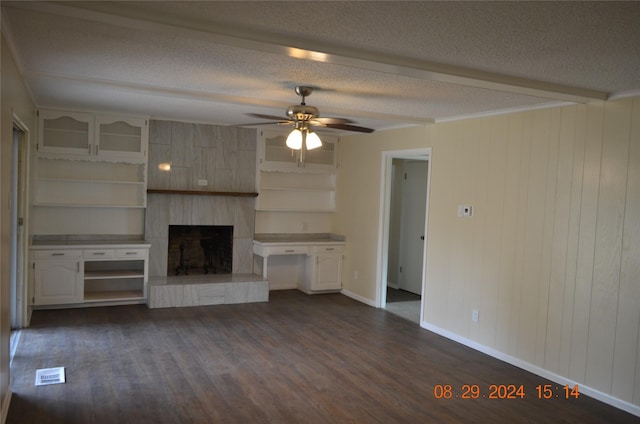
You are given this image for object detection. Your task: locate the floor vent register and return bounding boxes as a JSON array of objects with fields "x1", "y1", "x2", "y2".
[{"x1": 35, "y1": 367, "x2": 66, "y2": 386}]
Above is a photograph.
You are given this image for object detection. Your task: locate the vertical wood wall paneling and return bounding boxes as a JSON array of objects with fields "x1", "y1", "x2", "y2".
[
  {"x1": 449, "y1": 121, "x2": 477, "y2": 335},
  {"x1": 468, "y1": 118, "x2": 492, "y2": 341},
  {"x1": 632, "y1": 98, "x2": 640, "y2": 407},
  {"x1": 509, "y1": 112, "x2": 533, "y2": 356},
  {"x1": 517, "y1": 109, "x2": 552, "y2": 364},
  {"x1": 569, "y1": 102, "x2": 605, "y2": 383},
  {"x1": 495, "y1": 112, "x2": 524, "y2": 353},
  {"x1": 544, "y1": 106, "x2": 578, "y2": 374},
  {"x1": 612, "y1": 97, "x2": 640, "y2": 403},
  {"x1": 585, "y1": 99, "x2": 632, "y2": 393},
  {"x1": 478, "y1": 115, "x2": 510, "y2": 345},
  {"x1": 425, "y1": 125, "x2": 456, "y2": 326},
  {"x1": 558, "y1": 104, "x2": 588, "y2": 377},
  {"x1": 535, "y1": 108, "x2": 561, "y2": 366}
]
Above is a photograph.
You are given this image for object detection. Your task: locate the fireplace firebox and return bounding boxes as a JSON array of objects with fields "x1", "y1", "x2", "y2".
[{"x1": 168, "y1": 225, "x2": 233, "y2": 275}]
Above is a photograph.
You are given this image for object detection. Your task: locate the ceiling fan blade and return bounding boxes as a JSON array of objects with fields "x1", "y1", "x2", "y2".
[
  {"x1": 324, "y1": 123, "x2": 375, "y2": 133},
  {"x1": 247, "y1": 113, "x2": 289, "y2": 121},
  {"x1": 314, "y1": 117, "x2": 354, "y2": 124},
  {"x1": 235, "y1": 121, "x2": 291, "y2": 127}
]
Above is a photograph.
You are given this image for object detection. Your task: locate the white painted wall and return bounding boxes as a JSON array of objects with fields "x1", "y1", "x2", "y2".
[
  {"x1": 1, "y1": 33, "x2": 37, "y2": 420},
  {"x1": 335, "y1": 98, "x2": 640, "y2": 413},
  {"x1": 333, "y1": 125, "x2": 431, "y2": 299}
]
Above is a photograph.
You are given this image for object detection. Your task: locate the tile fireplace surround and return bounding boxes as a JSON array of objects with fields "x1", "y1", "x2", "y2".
[{"x1": 145, "y1": 120, "x2": 268, "y2": 307}]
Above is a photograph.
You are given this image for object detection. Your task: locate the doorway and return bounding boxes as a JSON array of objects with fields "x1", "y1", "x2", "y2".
[{"x1": 377, "y1": 149, "x2": 431, "y2": 324}]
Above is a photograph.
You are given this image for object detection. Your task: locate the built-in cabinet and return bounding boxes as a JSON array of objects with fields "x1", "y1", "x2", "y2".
[
  {"x1": 32, "y1": 243, "x2": 150, "y2": 307},
  {"x1": 31, "y1": 109, "x2": 151, "y2": 308},
  {"x1": 256, "y1": 129, "x2": 337, "y2": 213},
  {"x1": 33, "y1": 250, "x2": 83, "y2": 305},
  {"x1": 303, "y1": 245, "x2": 344, "y2": 293},
  {"x1": 33, "y1": 109, "x2": 148, "y2": 235},
  {"x1": 38, "y1": 109, "x2": 148, "y2": 160},
  {"x1": 254, "y1": 129, "x2": 345, "y2": 293}
]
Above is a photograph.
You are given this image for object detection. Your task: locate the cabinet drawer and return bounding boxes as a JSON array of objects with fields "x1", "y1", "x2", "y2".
[
  {"x1": 115, "y1": 248, "x2": 146, "y2": 259},
  {"x1": 312, "y1": 245, "x2": 344, "y2": 254},
  {"x1": 266, "y1": 245, "x2": 310, "y2": 255},
  {"x1": 83, "y1": 249, "x2": 115, "y2": 259},
  {"x1": 33, "y1": 250, "x2": 82, "y2": 259}
]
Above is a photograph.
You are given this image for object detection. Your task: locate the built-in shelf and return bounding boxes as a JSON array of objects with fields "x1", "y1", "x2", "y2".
[
  {"x1": 84, "y1": 290, "x2": 144, "y2": 302},
  {"x1": 260, "y1": 186, "x2": 333, "y2": 192},
  {"x1": 38, "y1": 178, "x2": 145, "y2": 185},
  {"x1": 33, "y1": 203, "x2": 147, "y2": 208},
  {"x1": 147, "y1": 189, "x2": 258, "y2": 197},
  {"x1": 84, "y1": 270, "x2": 145, "y2": 279}
]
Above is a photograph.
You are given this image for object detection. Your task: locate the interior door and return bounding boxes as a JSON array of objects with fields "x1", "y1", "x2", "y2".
[{"x1": 398, "y1": 160, "x2": 428, "y2": 295}]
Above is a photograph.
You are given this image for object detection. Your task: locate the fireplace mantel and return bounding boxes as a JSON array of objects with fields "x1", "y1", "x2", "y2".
[{"x1": 147, "y1": 189, "x2": 258, "y2": 197}]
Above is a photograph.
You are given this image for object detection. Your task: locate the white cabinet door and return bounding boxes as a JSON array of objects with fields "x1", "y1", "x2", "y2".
[
  {"x1": 311, "y1": 253, "x2": 343, "y2": 291},
  {"x1": 39, "y1": 110, "x2": 93, "y2": 156},
  {"x1": 95, "y1": 115, "x2": 148, "y2": 162},
  {"x1": 34, "y1": 259, "x2": 83, "y2": 305},
  {"x1": 38, "y1": 110, "x2": 148, "y2": 162}
]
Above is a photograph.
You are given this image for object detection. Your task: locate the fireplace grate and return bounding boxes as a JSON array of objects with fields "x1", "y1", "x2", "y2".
[{"x1": 168, "y1": 225, "x2": 233, "y2": 275}]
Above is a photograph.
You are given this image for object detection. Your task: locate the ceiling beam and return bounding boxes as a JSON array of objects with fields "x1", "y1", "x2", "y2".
[
  {"x1": 10, "y1": 2, "x2": 608, "y2": 104},
  {"x1": 25, "y1": 71, "x2": 434, "y2": 125}
]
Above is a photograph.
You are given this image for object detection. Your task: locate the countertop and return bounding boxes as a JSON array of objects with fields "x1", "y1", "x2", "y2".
[
  {"x1": 253, "y1": 233, "x2": 345, "y2": 245},
  {"x1": 31, "y1": 236, "x2": 150, "y2": 249}
]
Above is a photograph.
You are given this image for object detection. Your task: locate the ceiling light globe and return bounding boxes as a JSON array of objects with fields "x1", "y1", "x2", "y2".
[
  {"x1": 306, "y1": 131, "x2": 322, "y2": 150},
  {"x1": 286, "y1": 129, "x2": 303, "y2": 149}
]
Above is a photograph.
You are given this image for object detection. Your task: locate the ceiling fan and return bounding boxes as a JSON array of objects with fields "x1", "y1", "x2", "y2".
[{"x1": 246, "y1": 86, "x2": 374, "y2": 153}]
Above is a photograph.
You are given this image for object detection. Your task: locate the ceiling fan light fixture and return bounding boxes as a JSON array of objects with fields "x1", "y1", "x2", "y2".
[
  {"x1": 286, "y1": 128, "x2": 303, "y2": 149},
  {"x1": 305, "y1": 131, "x2": 322, "y2": 150}
]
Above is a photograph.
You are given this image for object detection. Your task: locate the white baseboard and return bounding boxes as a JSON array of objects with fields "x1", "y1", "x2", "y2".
[
  {"x1": 340, "y1": 289, "x2": 376, "y2": 307},
  {"x1": 268, "y1": 282, "x2": 297, "y2": 291},
  {"x1": 386, "y1": 282, "x2": 399, "y2": 289},
  {"x1": 421, "y1": 320, "x2": 640, "y2": 418}
]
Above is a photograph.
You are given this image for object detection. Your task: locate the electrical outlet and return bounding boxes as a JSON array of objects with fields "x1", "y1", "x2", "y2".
[
  {"x1": 197, "y1": 179, "x2": 208, "y2": 186},
  {"x1": 472, "y1": 310, "x2": 479, "y2": 323},
  {"x1": 354, "y1": 270, "x2": 359, "y2": 280}
]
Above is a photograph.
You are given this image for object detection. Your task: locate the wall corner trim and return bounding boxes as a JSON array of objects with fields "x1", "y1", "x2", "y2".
[
  {"x1": 340, "y1": 289, "x2": 376, "y2": 307},
  {"x1": 1, "y1": 391, "x2": 13, "y2": 424}
]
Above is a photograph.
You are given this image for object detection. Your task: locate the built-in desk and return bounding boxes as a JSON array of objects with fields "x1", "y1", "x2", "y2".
[{"x1": 253, "y1": 234, "x2": 345, "y2": 293}]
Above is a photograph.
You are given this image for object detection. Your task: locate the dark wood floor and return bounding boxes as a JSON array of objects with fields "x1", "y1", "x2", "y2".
[{"x1": 8, "y1": 290, "x2": 638, "y2": 423}]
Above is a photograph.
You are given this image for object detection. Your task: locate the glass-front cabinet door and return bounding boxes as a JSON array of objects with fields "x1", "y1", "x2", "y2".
[
  {"x1": 260, "y1": 129, "x2": 337, "y2": 171},
  {"x1": 96, "y1": 116, "x2": 148, "y2": 162},
  {"x1": 39, "y1": 110, "x2": 93, "y2": 156}
]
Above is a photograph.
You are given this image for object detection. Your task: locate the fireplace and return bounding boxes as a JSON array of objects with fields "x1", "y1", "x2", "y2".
[{"x1": 168, "y1": 225, "x2": 233, "y2": 275}]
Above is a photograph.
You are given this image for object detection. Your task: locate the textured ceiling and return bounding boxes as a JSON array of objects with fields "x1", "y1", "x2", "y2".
[{"x1": 2, "y1": 1, "x2": 639, "y2": 133}]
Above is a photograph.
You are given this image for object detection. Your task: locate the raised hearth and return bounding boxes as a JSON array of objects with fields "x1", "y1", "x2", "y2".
[{"x1": 148, "y1": 274, "x2": 268, "y2": 308}]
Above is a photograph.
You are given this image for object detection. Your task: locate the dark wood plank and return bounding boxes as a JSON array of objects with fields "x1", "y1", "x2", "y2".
[
  {"x1": 147, "y1": 189, "x2": 258, "y2": 197},
  {"x1": 7, "y1": 291, "x2": 639, "y2": 423}
]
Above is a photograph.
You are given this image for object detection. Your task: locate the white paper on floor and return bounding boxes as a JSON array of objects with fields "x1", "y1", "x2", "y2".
[{"x1": 35, "y1": 367, "x2": 66, "y2": 386}]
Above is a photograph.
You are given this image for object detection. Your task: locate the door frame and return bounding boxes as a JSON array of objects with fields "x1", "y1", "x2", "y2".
[
  {"x1": 11, "y1": 113, "x2": 32, "y2": 329},
  {"x1": 376, "y1": 148, "x2": 431, "y2": 323}
]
